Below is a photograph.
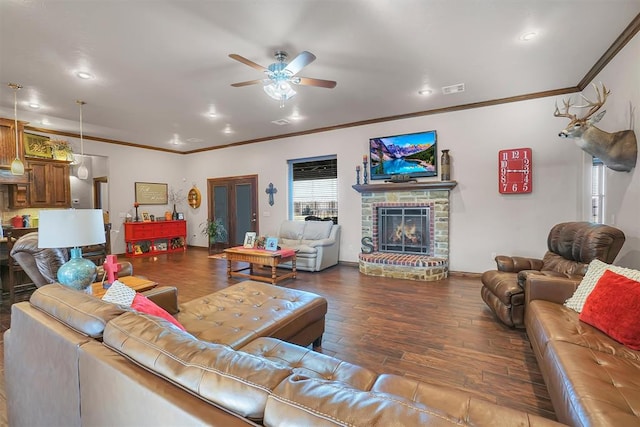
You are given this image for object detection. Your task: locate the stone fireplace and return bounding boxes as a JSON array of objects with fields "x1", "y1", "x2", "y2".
[{"x1": 354, "y1": 181, "x2": 457, "y2": 281}]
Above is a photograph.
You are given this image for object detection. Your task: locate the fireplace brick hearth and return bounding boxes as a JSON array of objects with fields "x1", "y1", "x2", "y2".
[{"x1": 354, "y1": 181, "x2": 457, "y2": 282}]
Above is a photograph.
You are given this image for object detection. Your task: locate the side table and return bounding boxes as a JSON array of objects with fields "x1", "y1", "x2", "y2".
[{"x1": 90, "y1": 275, "x2": 157, "y2": 299}]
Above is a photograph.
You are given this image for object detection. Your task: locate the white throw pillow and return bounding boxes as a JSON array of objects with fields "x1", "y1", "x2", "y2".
[
  {"x1": 102, "y1": 280, "x2": 136, "y2": 306},
  {"x1": 565, "y1": 259, "x2": 640, "y2": 312}
]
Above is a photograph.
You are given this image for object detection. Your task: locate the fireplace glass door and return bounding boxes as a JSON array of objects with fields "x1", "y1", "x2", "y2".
[{"x1": 378, "y1": 207, "x2": 430, "y2": 254}]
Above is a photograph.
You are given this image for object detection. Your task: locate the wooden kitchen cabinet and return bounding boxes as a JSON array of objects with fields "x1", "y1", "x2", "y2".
[
  {"x1": 8, "y1": 184, "x2": 29, "y2": 208},
  {"x1": 27, "y1": 159, "x2": 71, "y2": 207}
]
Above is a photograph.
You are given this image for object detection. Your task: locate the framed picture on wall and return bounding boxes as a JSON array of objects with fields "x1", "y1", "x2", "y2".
[
  {"x1": 135, "y1": 182, "x2": 168, "y2": 205},
  {"x1": 243, "y1": 232, "x2": 256, "y2": 248}
]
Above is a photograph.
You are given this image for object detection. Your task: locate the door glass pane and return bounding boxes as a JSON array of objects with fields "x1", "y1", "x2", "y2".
[
  {"x1": 235, "y1": 184, "x2": 252, "y2": 244},
  {"x1": 213, "y1": 185, "x2": 229, "y2": 242}
]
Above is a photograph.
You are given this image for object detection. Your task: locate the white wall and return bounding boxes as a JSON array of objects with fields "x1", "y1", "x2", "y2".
[
  {"x1": 59, "y1": 134, "x2": 190, "y2": 254},
  {"x1": 46, "y1": 33, "x2": 640, "y2": 272},
  {"x1": 587, "y1": 33, "x2": 640, "y2": 268},
  {"x1": 180, "y1": 96, "x2": 583, "y2": 273}
]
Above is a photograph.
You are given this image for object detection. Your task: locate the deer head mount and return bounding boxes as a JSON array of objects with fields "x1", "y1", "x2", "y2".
[{"x1": 554, "y1": 83, "x2": 637, "y2": 172}]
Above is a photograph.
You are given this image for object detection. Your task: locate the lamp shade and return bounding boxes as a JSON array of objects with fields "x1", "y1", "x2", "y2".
[
  {"x1": 38, "y1": 209, "x2": 105, "y2": 249},
  {"x1": 38, "y1": 209, "x2": 105, "y2": 291}
]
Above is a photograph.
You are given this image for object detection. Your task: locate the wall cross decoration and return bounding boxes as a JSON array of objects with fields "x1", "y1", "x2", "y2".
[{"x1": 266, "y1": 183, "x2": 277, "y2": 206}]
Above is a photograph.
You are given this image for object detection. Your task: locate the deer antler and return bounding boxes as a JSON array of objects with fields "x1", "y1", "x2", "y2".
[
  {"x1": 554, "y1": 98, "x2": 576, "y2": 120},
  {"x1": 554, "y1": 82, "x2": 611, "y2": 122},
  {"x1": 575, "y1": 82, "x2": 610, "y2": 120}
]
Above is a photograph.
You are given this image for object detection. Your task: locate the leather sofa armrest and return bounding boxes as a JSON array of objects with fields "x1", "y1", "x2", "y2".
[
  {"x1": 142, "y1": 286, "x2": 179, "y2": 315},
  {"x1": 96, "y1": 262, "x2": 134, "y2": 279},
  {"x1": 521, "y1": 272, "x2": 581, "y2": 305},
  {"x1": 495, "y1": 255, "x2": 544, "y2": 273}
]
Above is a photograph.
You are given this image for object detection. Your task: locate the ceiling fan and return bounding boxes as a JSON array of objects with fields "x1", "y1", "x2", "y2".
[{"x1": 229, "y1": 50, "x2": 337, "y2": 107}]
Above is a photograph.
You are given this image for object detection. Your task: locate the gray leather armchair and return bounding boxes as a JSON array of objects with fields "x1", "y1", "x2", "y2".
[{"x1": 277, "y1": 220, "x2": 341, "y2": 272}]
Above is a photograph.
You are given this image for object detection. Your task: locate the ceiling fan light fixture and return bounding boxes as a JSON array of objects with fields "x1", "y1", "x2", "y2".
[{"x1": 264, "y1": 81, "x2": 296, "y2": 108}]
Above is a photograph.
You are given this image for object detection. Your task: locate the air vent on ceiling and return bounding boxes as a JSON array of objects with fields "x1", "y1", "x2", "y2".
[
  {"x1": 442, "y1": 83, "x2": 465, "y2": 95},
  {"x1": 271, "y1": 119, "x2": 291, "y2": 126}
]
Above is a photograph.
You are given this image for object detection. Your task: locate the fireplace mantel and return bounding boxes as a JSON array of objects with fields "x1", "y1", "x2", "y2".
[{"x1": 352, "y1": 180, "x2": 457, "y2": 193}]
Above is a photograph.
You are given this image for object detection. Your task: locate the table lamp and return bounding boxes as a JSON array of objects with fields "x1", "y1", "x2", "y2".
[{"x1": 38, "y1": 209, "x2": 106, "y2": 292}]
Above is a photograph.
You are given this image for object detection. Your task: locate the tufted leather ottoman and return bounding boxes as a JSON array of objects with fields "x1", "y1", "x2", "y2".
[{"x1": 176, "y1": 280, "x2": 327, "y2": 349}]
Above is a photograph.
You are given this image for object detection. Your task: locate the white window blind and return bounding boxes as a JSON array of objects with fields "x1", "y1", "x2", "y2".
[
  {"x1": 289, "y1": 157, "x2": 338, "y2": 222},
  {"x1": 591, "y1": 157, "x2": 605, "y2": 223}
]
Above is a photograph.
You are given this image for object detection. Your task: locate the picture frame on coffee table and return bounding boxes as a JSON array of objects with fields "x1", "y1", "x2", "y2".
[
  {"x1": 265, "y1": 237, "x2": 278, "y2": 251},
  {"x1": 243, "y1": 232, "x2": 256, "y2": 248}
]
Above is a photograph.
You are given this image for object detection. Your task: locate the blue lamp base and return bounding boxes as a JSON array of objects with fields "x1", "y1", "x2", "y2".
[{"x1": 57, "y1": 247, "x2": 97, "y2": 292}]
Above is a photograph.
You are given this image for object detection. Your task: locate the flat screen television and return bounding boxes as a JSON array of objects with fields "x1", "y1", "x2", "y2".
[{"x1": 369, "y1": 130, "x2": 437, "y2": 180}]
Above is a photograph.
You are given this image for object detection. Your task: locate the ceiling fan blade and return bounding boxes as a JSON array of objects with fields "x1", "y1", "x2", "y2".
[
  {"x1": 296, "y1": 77, "x2": 337, "y2": 89},
  {"x1": 228, "y1": 54, "x2": 267, "y2": 72},
  {"x1": 231, "y1": 79, "x2": 263, "y2": 87},
  {"x1": 284, "y1": 51, "x2": 316, "y2": 75}
]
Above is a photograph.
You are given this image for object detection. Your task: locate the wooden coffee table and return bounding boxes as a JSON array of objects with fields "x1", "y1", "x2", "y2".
[
  {"x1": 224, "y1": 246, "x2": 296, "y2": 285},
  {"x1": 90, "y1": 275, "x2": 157, "y2": 299}
]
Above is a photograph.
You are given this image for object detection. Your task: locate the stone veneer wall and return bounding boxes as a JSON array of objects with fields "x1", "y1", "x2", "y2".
[
  {"x1": 358, "y1": 188, "x2": 451, "y2": 281},
  {"x1": 361, "y1": 189, "x2": 450, "y2": 257}
]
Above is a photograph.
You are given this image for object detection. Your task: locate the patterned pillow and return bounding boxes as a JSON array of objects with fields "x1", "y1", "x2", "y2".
[
  {"x1": 102, "y1": 280, "x2": 136, "y2": 306},
  {"x1": 565, "y1": 259, "x2": 640, "y2": 313},
  {"x1": 103, "y1": 280, "x2": 185, "y2": 331}
]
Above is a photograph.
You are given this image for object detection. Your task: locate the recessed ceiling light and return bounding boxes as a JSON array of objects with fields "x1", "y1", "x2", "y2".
[
  {"x1": 186, "y1": 137, "x2": 203, "y2": 143},
  {"x1": 207, "y1": 112, "x2": 217, "y2": 118},
  {"x1": 223, "y1": 125, "x2": 233, "y2": 134},
  {"x1": 28, "y1": 102, "x2": 40, "y2": 109},
  {"x1": 520, "y1": 32, "x2": 537, "y2": 41},
  {"x1": 75, "y1": 71, "x2": 94, "y2": 80},
  {"x1": 418, "y1": 89, "x2": 432, "y2": 96},
  {"x1": 41, "y1": 119, "x2": 50, "y2": 125}
]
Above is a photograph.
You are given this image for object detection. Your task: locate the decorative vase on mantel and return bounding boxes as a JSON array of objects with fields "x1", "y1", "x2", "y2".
[{"x1": 440, "y1": 149, "x2": 451, "y2": 181}]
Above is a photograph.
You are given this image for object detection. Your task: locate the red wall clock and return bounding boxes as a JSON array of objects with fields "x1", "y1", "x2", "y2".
[{"x1": 498, "y1": 148, "x2": 532, "y2": 194}]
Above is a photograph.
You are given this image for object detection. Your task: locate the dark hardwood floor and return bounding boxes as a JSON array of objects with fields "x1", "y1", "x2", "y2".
[{"x1": 0, "y1": 247, "x2": 556, "y2": 424}]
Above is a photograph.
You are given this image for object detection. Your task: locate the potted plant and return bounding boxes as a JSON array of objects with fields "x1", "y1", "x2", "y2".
[{"x1": 200, "y1": 218, "x2": 228, "y2": 254}]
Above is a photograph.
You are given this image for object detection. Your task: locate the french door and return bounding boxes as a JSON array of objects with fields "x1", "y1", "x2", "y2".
[{"x1": 207, "y1": 175, "x2": 258, "y2": 251}]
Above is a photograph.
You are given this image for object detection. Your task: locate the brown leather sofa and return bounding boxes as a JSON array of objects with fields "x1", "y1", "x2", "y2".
[
  {"x1": 5, "y1": 282, "x2": 563, "y2": 427},
  {"x1": 481, "y1": 222, "x2": 625, "y2": 327},
  {"x1": 523, "y1": 269, "x2": 640, "y2": 426}
]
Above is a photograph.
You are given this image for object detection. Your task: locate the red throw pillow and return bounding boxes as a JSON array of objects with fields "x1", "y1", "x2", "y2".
[
  {"x1": 131, "y1": 293, "x2": 186, "y2": 331},
  {"x1": 580, "y1": 269, "x2": 640, "y2": 350}
]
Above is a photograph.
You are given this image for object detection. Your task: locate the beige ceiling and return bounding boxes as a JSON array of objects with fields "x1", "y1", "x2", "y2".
[{"x1": 1, "y1": 1, "x2": 639, "y2": 153}]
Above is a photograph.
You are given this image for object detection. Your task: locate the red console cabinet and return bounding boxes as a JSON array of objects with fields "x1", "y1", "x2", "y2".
[{"x1": 124, "y1": 220, "x2": 187, "y2": 257}]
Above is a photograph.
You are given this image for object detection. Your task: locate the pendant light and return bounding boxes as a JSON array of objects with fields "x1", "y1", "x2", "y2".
[
  {"x1": 76, "y1": 100, "x2": 88, "y2": 180},
  {"x1": 8, "y1": 83, "x2": 25, "y2": 175}
]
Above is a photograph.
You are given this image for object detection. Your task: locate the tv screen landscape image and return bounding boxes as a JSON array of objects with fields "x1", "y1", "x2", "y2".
[{"x1": 369, "y1": 130, "x2": 437, "y2": 180}]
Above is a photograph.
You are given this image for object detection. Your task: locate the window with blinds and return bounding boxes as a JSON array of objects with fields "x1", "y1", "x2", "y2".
[
  {"x1": 289, "y1": 157, "x2": 338, "y2": 222},
  {"x1": 591, "y1": 157, "x2": 605, "y2": 223}
]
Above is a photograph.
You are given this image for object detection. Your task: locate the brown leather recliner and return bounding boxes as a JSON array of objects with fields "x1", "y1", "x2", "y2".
[
  {"x1": 480, "y1": 221, "x2": 625, "y2": 328},
  {"x1": 9, "y1": 232, "x2": 132, "y2": 294}
]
